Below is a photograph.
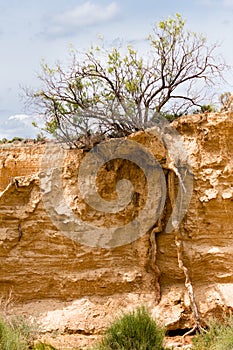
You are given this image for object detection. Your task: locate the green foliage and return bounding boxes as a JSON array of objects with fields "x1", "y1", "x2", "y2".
[
  {"x1": 0, "y1": 137, "x2": 28, "y2": 144},
  {"x1": 160, "y1": 111, "x2": 184, "y2": 122},
  {"x1": 32, "y1": 121, "x2": 38, "y2": 128},
  {"x1": 45, "y1": 120, "x2": 58, "y2": 135},
  {"x1": 193, "y1": 104, "x2": 217, "y2": 114},
  {"x1": 9, "y1": 137, "x2": 24, "y2": 143},
  {"x1": 0, "y1": 138, "x2": 8, "y2": 144},
  {"x1": 27, "y1": 13, "x2": 227, "y2": 148},
  {"x1": 91, "y1": 306, "x2": 165, "y2": 350},
  {"x1": 0, "y1": 317, "x2": 28, "y2": 350},
  {"x1": 32, "y1": 119, "x2": 57, "y2": 139},
  {"x1": 32, "y1": 342, "x2": 57, "y2": 350},
  {"x1": 35, "y1": 132, "x2": 46, "y2": 142},
  {"x1": 192, "y1": 316, "x2": 233, "y2": 350},
  {"x1": 0, "y1": 317, "x2": 57, "y2": 350}
]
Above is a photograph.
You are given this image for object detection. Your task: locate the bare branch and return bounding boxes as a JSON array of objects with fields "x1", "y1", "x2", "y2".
[{"x1": 25, "y1": 14, "x2": 229, "y2": 148}]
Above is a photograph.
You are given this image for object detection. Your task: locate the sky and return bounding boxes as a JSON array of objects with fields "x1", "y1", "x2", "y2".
[{"x1": 0, "y1": 0, "x2": 233, "y2": 139}]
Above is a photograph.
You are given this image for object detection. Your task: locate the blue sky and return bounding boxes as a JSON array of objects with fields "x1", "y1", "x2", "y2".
[{"x1": 0, "y1": 0, "x2": 233, "y2": 139}]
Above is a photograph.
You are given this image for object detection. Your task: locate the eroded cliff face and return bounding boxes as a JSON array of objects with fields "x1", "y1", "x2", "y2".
[
  {"x1": 0, "y1": 155, "x2": 157, "y2": 303},
  {"x1": 0, "y1": 112, "x2": 233, "y2": 334},
  {"x1": 155, "y1": 112, "x2": 233, "y2": 329}
]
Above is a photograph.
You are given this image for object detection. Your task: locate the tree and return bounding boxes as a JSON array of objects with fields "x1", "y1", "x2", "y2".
[{"x1": 27, "y1": 13, "x2": 227, "y2": 148}]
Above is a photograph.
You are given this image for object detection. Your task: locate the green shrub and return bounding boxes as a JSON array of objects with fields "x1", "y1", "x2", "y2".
[
  {"x1": 193, "y1": 104, "x2": 217, "y2": 114},
  {"x1": 9, "y1": 137, "x2": 24, "y2": 143},
  {"x1": 0, "y1": 317, "x2": 57, "y2": 350},
  {"x1": 92, "y1": 306, "x2": 165, "y2": 350},
  {"x1": 32, "y1": 342, "x2": 57, "y2": 350},
  {"x1": 0, "y1": 317, "x2": 28, "y2": 350},
  {"x1": 35, "y1": 132, "x2": 46, "y2": 142},
  {"x1": 192, "y1": 316, "x2": 233, "y2": 350},
  {"x1": 0, "y1": 138, "x2": 8, "y2": 144}
]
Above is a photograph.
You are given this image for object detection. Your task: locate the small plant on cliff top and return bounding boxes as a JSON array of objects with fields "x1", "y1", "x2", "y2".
[{"x1": 91, "y1": 306, "x2": 165, "y2": 350}]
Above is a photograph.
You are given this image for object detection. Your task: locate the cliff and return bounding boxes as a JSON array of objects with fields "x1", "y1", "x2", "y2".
[
  {"x1": 0, "y1": 112, "x2": 233, "y2": 338},
  {"x1": 155, "y1": 112, "x2": 233, "y2": 328}
]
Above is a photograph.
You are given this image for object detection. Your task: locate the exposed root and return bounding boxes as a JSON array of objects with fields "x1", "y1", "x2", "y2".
[
  {"x1": 174, "y1": 229, "x2": 201, "y2": 328},
  {"x1": 168, "y1": 170, "x2": 203, "y2": 335}
]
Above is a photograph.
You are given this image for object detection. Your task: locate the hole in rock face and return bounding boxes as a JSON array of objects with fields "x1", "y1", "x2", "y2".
[{"x1": 166, "y1": 328, "x2": 194, "y2": 337}]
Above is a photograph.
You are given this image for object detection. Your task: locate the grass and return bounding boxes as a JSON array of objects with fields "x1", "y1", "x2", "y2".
[
  {"x1": 91, "y1": 305, "x2": 166, "y2": 350},
  {"x1": 33, "y1": 343, "x2": 57, "y2": 350},
  {"x1": 192, "y1": 315, "x2": 233, "y2": 350},
  {"x1": 0, "y1": 316, "x2": 56, "y2": 350},
  {"x1": 0, "y1": 317, "x2": 28, "y2": 350},
  {"x1": 3, "y1": 306, "x2": 233, "y2": 350}
]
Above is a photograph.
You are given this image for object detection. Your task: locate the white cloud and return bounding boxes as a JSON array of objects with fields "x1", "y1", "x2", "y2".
[
  {"x1": 0, "y1": 114, "x2": 43, "y2": 139},
  {"x1": 9, "y1": 114, "x2": 44, "y2": 128},
  {"x1": 9, "y1": 114, "x2": 31, "y2": 122},
  {"x1": 47, "y1": 1, "x2": 120, "y2": 37}
]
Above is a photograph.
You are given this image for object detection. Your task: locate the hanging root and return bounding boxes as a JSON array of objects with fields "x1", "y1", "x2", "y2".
[
  {"x1": 168, "y1": 171, "x2": 204, "y2": 341},
  {"x1": 174, "y1": 229, "x2": 205, "y2": 342}
]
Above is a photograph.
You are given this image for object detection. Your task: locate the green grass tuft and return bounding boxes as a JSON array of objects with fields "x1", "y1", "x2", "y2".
[
  {"x1": 192, "y1": 315, "x2": 233, "y2": 350},
  {"x1": 32, "y1": 342, "x2": 57, "y2": 350},
  {"x1": 0, "y1": 316, "x2": 57, "y2": 350},
  {"x1": 91, "y1": 305, "x2": 166, "y2": 350},
  {"x1": 0, "y1": 317, "x2": 28, "y2": 350}
]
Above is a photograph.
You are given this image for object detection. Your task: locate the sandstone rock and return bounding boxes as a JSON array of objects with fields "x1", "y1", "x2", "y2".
[
  {"x1": 155, "y1": 112, "x2": 233, "y2": 328},
  {"x1": 0, "y1": 142, "x2": 159, "y2": 302},
  {"x1": 0, "y1": 112, "x2": 233, "y2": 341}
]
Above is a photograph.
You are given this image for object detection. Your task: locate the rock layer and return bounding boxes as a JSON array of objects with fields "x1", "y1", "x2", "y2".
[
  {"x1": 155, "y1": 112, "x2": 233, "y2": 328},
  {"x1": 0, "y1": 112, "x2": 233, "y2": 331},
  {"x1": 0, "y1": 141, "x2": 159, "y2": 302}
]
